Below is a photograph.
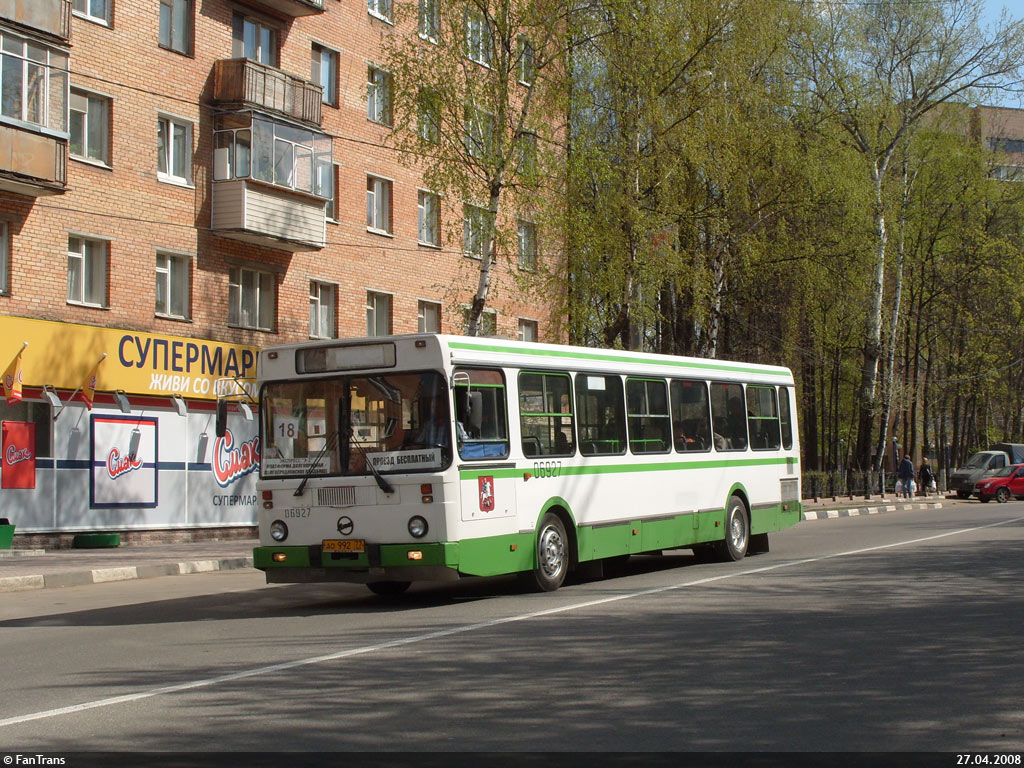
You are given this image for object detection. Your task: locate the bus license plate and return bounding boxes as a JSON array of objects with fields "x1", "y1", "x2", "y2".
[{"x1": 322, "y1": 539, "x2": 365, "y2": 553}]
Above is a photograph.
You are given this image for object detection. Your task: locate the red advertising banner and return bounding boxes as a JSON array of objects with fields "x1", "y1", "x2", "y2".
[{"x1": 2, "y1": 421, "x2": 36, "y2": 489}]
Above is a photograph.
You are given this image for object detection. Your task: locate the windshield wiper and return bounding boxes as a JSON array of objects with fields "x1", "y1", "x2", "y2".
[
  {"x1": 346, "y1": 427, "x2": 395, "y2": 495},
  {"x1": 294, "y1": 430, "x2": 339, "y2": 497}
]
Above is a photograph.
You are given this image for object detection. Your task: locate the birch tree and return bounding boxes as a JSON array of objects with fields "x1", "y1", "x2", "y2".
[
  {"x1": 789, "y1": 0, "x2": 1024, "y2": 470},
  {"x1": 386, "y1": 0, "x2": 566, "y2": 336}
]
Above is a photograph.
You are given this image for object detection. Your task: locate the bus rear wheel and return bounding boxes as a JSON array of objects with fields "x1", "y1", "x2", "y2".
[
  {"x1": 719, "y1": 495, "x2": 749, "y2": 561},
  {"x1": 366, "y1": 580, "x2": 411, "y2": 597},
  {"x1": 523, "y1": 512, "x2": 570, "y2": 592}
]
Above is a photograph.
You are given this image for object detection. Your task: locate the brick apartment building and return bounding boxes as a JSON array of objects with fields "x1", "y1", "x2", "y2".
[{"x1": 0, "y1": 0, "x2": 555, "y2": 537}]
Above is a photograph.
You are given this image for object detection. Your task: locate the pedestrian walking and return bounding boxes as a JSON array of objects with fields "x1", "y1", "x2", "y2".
[
  {"x1": 919, "y1": 458, "x2": 935, "y2": 497},
  {"x1": 898, "y1": 453, "x2": 915, "y2": 499}
]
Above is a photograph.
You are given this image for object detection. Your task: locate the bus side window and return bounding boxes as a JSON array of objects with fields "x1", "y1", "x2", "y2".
[
  {"x1": 454, "y1": 367, "x2": 510, "y2": 460},
  {"x1": 519, "y1": 371, "x2": 575, "y2": 457},
  {"x1": 575, "y1": 374, "x2": 625, "y2": 456}
]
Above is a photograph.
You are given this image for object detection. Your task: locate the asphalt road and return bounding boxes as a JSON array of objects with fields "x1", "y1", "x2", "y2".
[{"x1": 1, "y1": 500, "x2": 1022, "y2": 756}]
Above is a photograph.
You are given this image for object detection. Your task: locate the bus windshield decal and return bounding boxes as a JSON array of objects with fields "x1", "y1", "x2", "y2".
[{"x1": 367, "y1": 448, "x2": 443, "y2": 471}]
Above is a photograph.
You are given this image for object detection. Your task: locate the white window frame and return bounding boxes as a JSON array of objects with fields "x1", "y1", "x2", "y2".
[
  {"x1": 157, "y1": 113, "x2": 193, "y2": 186},
  {"x1": 366, "y1": 291, "x2": 392, "y2": 336},
  {"x1": 464, "y1": 105, "x2": 493, "y2": 160},
  {"x1": 367, "y1": 67, "x2": 392, "y2": 125},
  {"x1": 417, "y1": 90, "x2": 439, "y2": 143},
  {"x1": 309, "y1": 280, "x2": 336, "y2": 339},
  {"x1": 465, "y1": 7, "x2": 492, "y2": 66},
  {"x1": 366, "y1": 175, "x2": 392, "y2": 234},
  {"x1": 368, "y1": 0, "x2": 393, "y2": 23},
  {"x1": 228, "y1": 266, "x2": 275, "y2": 331},
  {"x1": 69, "y1": 88, "x2": 110, "y2": 166},
  {"x1": 159, "y1": 0, "x2": 191, "y2": 55},
  {"x1": 462, "y1": 305, "x2": 497, "y2": 336},
  {"x1": 418, "y1": 300, "x2": 441, "y2": 333},
  {"x1": 232, "y1": 12, "x2": 277, "y2": 66},
  {"x1": 72, "y1": 0, "x2": 110, "y2": 25},
  {"x1": 418, "y1": 0, "x2": 440, "y2": 42},
  {"x1": 517, "y1": 220, "x2": 537, "y2": 270},
  {"x1": 66, "y1": 235, "x2": 108, "y2": 308},
  {"x1": 518, "y1": 318, "x2": 538, "y2": 342},
  {"x1": 155, "y1": 252, "x2": 190, "y2": 320},
  {"x1": 418, "y1": 190, "x2": 440, "y2": 247},
  {"x1": 0, "y1": 31, "x2": 69, "y2": 134},
  {"x1": 0, "y1": 223, "x2": 8, "y2": 295},
  {"x1": 324, "y1": 162, "x2": 340, "y2": 222},
  {"x1": 312, "y1": 43, "x2": 337, "y2": 106},
  {"x1": 463, "y1": 203, "x2": 490, "y2": 259},
  {"x1": 518, "y1": 36, "x2": 535, "y2": 86}
]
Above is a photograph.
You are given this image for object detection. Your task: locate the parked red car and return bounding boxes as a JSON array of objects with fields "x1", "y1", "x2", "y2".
[{"x1": 974, "y1": 463, "x2": 1024, "y2": 502}]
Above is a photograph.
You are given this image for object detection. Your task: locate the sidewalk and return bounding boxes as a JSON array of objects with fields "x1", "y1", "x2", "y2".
[
  {"x1": 0, "y1": 494, "x2": 956, "y2": 593},
  {"x1": 0, "y1": 538, "x2": 257, "y2": 593}
]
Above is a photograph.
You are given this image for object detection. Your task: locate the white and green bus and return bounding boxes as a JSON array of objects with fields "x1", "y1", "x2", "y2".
[{"x1": 244, "y1": 334, "x2": 801, "y2": 594}]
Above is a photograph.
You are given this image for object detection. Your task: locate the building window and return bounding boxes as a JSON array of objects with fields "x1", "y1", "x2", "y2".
[
  {"x1": 464, "y1": 105, "x2": 493, "y2": 160},
  {"x1": 72, "y1": 0, "x2": 109, "y2": 24},
  {"x1": 312, "y1": 44, "x2": 337, "y2": 106},
  {"x1": 157, "y1": 115, "x2": 192, "y2": 185},
  {"x1": 463, "y1": 204, "x2": 490, "y2": 258},
  {"x1": 69, "y1": 89, "x2": 109, "y2": 165},
  {"x1": 232, "y1": 13, "x2": 276, "y2": 66},
  {"x1": 0, "y1": 31, "x2": 69, "y2": 133},
  {"x1": 517, "y1": 220, "x2": 537, "y2": 270},
  {"x1": 518, "y1": 37, "x2": 535, "y2": 85},
  {"x1": 465, "y1": 7, "x2": 491, "y2": 66},
  {"x1": 419, "y1": 0, "x2": 440, "y2": 41},
  {"x1": 0, "y1": 223, "x2": 8, "y2": 294},
  {"x1": 518, "y1": 319, "x2": 538, "y2": 342},
  {"x1": 155, "y1": 253, "x2": 190, "y2": 319},
  {"x1": 418, "y1": 190, "x2": 440, "y2": 246},
  {"x1": 366, "y1": 175, "x2": 392, "y2": 234},
  {"x1": 159, "y1": 0, "x2": 191, "y2": 54},
  {"x1": 417, "y1": 90, "x2": 440, "y2": 143},
  {"x1": 228, "y1": 267, "x2": 275, "y2": 331},
  {"x1": 418, "y1": 300, "x2": 441, "y2": 333},
  {"x1": 515, "y1": 131, "x2": 537, "y2": 177},
  {"x1": 324, "y1": 162, "x2": 339, "y2": 220},
  {"x1": 462, "y1": 306, "x2": 497, "y2": 336},
  {"x1": 309, "y1": 281, "x2": 336, "y2": 339},
  {"x1": 67, "y1": 236, "x2": 107, "y2": 307},
  {"x1": 366, "y1": 291, "x2": 392, "y2": 336},
  {"x1": 368, "y1": 67, "x2": 392, "y2": 125},
  {"x1": 368, "y1": 0, "x2": 392, "y2": 22}
]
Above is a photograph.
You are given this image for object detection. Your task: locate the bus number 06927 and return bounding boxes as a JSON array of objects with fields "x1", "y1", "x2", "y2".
[{"x1": 533, "y1": 461, "x2": 562, "y2": 478}]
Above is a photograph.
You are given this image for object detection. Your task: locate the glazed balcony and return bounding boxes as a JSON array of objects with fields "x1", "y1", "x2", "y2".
[
  {"x1": 210, "y1": 111, "x2": 331, "y2": 252},
  {"x1": 0, "y1": 0, "x2": 71, "y2": 42},
  {"x1": 212, "y1": 58, "x2": 322, "y2": 127},
  {"x1": 243, "y1": 0, "x2": 323, "y2": 17}
]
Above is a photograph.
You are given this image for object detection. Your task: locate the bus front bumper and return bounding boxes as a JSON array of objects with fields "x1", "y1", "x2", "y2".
[{"x1": 253, "y1": 542, "x2": 461, "y2": 584}]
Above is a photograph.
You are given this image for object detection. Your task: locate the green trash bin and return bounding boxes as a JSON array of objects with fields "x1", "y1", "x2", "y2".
[{"x1": 0, "y1": 518, "x2": 14, "y2": 549}]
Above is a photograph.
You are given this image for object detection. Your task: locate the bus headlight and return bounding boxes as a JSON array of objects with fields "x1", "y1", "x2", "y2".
[
  {"x1": 408, "y1": 516, "x2": 428, "y2": 538},
  {"x1": 270, "y1": 520, "x2": 289, "y2": 542}
]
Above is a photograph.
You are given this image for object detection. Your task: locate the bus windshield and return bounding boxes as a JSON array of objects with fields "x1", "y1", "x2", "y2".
[{"x1": 261, "y1": 371, "x2": 451, "y2": 478}]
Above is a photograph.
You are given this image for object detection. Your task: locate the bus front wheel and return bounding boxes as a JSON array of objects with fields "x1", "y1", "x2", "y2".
[
  {"x1": 719, "y1": 495, "x2": 749, "y2": 561},
  {"x1": 523, "y1": 512, "x2": 570, "y2": 592}
]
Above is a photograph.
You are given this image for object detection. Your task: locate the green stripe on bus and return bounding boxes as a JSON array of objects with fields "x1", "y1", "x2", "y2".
[
  {"x1": 448, "y1": 340, "x2": 792, "y2": 378},
  {"x1": 458, "y1": 456, "x2": 797, "y2": 481}
]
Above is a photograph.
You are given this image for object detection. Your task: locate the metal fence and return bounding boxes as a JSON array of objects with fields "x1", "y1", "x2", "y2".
[{"x1": 801, "y1": 470, "x2": 945, "y2": 501}]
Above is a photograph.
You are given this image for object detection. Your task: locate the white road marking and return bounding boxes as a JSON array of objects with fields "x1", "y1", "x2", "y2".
[{"x1": 2, "y1": 515, "x2": 1021, "y2": 729}]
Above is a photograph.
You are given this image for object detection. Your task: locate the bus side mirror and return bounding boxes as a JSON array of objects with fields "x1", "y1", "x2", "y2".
[{"x1": 215, "y1": 400, "x2": 227, "y2": 438}]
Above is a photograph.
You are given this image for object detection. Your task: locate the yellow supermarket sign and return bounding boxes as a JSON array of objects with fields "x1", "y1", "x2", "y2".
[{"x1": 0, "y1": 316, "x2": 258, "y2": 400}]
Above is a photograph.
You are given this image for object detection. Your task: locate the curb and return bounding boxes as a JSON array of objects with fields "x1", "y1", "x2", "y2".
[
  {"x1": 0, "y1": 555, "x2": 254, "y2": 593},
  {"x1": 802, "y1": 501, "x2": 943, "y2": 521}
]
